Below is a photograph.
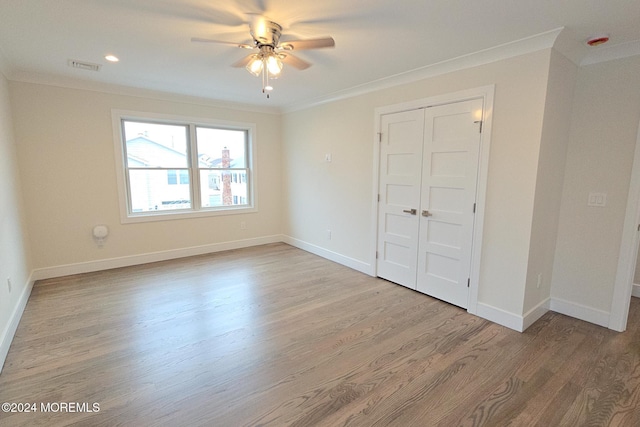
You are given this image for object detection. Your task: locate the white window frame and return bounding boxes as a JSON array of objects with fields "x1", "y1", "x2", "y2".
[{"x1": 112, "y1": 109, "x2": 258, "y2": 223}]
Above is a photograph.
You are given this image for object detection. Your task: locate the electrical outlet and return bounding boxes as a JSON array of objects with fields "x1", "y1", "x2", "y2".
[
  {"x1": 325, "y1": 153, "x2": 332, "y2": 163},
  {"x1": 587, "y1": 192, "x2": 607, "y2": 207},
  {"x1": 326, "y1": 229, "x2": 332, "y2": 240},
  {"x1": 536, "y1": 273, "x2": 542, "y2": 289},
  {"x1": 7, "y1": 277, "x2": 11, "y2": 293},
  {"x1": 240, "y1": 221, "x2": 246, "y2": 230}
]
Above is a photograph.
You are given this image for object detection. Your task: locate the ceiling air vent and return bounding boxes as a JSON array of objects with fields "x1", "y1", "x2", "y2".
[{"x1": 68, "y1": 59, "x2": 101, "y2": 72}]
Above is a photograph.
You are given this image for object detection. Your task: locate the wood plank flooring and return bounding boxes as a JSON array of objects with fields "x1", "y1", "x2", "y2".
[{"x1": 1, "y1": 243, "x2": 639, "y2": 426}]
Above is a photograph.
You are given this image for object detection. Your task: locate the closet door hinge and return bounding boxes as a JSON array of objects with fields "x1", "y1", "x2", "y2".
[
  {"x1": 378, "y1": 132, "x2": 383, "y2": 142},
  {"x1": 467, "y1": 278, "x2": 470, "y2": 287},
  {"x1": 474, "y1": 120, "x2": 483, "y2": 133},
  {"x1": 473, "y1": 203, "x2": 476, "y2": 213}
]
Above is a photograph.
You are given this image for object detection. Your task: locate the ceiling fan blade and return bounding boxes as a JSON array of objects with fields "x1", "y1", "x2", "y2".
[
  {"x1": 110, "y1": 0, "x2": 246, "y2": 26},
  {"x1": 252, "y1": 0, "x2": 268, "y2": 13},
  {"x1": 231, "y1": 54, "x2": 256, "y2": 68},
  {"x1": 279, "y1": 53, "x2": 311, "y2": 70},
  {"x1": 279, "y1": 37, "x2": 335, "y2": 51},
  {"x1": 191, "y1": 37, "x2": 254, "y2": 49}
]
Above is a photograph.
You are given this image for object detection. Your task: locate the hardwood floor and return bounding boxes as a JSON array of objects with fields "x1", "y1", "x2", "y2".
[{"x1": 1, "y1": 243, "x2": 639, "y2": 426}]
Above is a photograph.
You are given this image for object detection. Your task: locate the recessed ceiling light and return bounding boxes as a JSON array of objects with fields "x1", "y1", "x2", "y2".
[{"x1": 105, "y1": 55, "x2": 119, "y2": 62}]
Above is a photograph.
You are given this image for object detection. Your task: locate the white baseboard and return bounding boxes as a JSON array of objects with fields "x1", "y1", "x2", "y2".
[
  {"x1": 0, "y1": 273, "x2": 35, "y2": 373},
  {"x1": 633, "y1": 283, "x2": 640, "y2": 298},
  {"x1": 475, "y1": 302, "x2": 526, "y2": 332},
  {"x1": 549, "y1": 297, "x2": 610, "y2": 328},
  {"x1": 31, "y1": 235, "x2": 373, "y2": 282},
  {"x1": 522, "y1": 298, "x2": 551, "y2": 331},
  {"x1": 32, "y1": 235, "x2": 283, "y2": 281},
  {"x1": 474, "y1": 298, "x2": 550, "y2": 332},
  {"x1": 476, "y1": 297, "x2": 610, "y2": 332},
  {"x1": 282, "y1": 236, "x2": 373, "y2": 275}
]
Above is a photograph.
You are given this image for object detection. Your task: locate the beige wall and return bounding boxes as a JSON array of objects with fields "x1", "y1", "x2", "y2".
[
  {"x1": 552, "y1": 55, "x2": 640, "y2": 312},
  {"x1": 523, "y1": 50, "x2": 577, "y2": 314},
  {"x1": 5, "y1": 46, "x2": 639, "y2": 336},
  {"x1": 283, "y1": 49, "x2": 553, "y2": 317},
  {"x1": 0, "y1": 72, "x2": 32, "y2": 366},
  {"x1": 9, "y1": 82, "x2": 283, "y2": 270}
]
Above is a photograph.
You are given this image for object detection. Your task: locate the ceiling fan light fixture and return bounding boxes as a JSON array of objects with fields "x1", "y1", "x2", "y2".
[
  {"x1": 193, "y1": 14, "x2": 333, "y2": 98},
  {"x1": 246, "y1": 55, "x2": 263, "y2": 76},
  {"x1": 266, "y1": 54, "x2": 283, "y2": 76}
]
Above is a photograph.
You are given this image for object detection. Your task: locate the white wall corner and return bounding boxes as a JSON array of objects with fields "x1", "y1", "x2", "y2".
[
  {"x1": 522, "y1": 298, "x2": 551, "y2": 331},
  {"x1": 0, "y1": 274, "x2": 35, "y2": 373},
  {"x1": 550, "y1": 297, "x2": 610, "y2": 328},
  {"x1": 553, "y1": 27, "x2": 640, "y2": 67},
  {"x1": 552, "y1": 27, "x2": 588, "y2": 66},
  {"x1": 475, "y1": 302, "x2": 526, "y2": 332},
  {"x1": 633, "y1": 284, "x2": 640, "y2": 298},
  {"x1": 282, "y1": 235, "x2": 374, "y2": 276}
]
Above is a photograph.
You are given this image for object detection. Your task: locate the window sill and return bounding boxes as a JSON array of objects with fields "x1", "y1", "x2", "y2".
[{"x1": 120, "y1": 205, "x2": 258, "y2": 224}]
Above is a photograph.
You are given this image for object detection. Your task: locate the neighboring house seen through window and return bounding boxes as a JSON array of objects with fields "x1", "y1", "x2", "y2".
[
  {"x1": 112, "y1": 111, "x2": 256, "y2": 222},
  {"x1": 167, "y1": 170, "x2": 189, "y2": 185}
]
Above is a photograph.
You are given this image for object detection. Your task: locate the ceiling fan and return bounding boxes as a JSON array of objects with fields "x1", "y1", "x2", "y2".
[{"x1": 192, "y1": 14, "x2": 335, "y2": 97}]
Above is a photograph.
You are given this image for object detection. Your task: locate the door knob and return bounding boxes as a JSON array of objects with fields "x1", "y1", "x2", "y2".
[
  {"x1": 422, "y1": 210, "x2": 433, "y2": 217},
  {"x1": 403, "y1": 208, "x2": 417, "y2": 215}
]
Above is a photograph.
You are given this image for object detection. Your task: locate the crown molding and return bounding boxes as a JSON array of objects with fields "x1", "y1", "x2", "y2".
[
  {"x1": 8, "y1": 70, "x2": 282, "y2": 115},
  {"x1": 282, "y1": 28, "x2": 564, "y2": 113},
  {"x1": 552, "y1": 27, "x2": 589, "y2": 65}
]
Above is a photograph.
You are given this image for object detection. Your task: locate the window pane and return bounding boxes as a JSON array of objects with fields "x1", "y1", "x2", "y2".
[
  {"x1": 196, "y1": 127, "x2": 246, "y2": 168},
  {"x1": 167, "y1": 170, "x2": 177, "y2": 185},
  {"x1": 179, "y1": 170, "x2": 189, "y2": 184},
  {"x1": 129, "y1": 169, "x2": 191, "y2": 212},
  {"x1": 124, "y1": 121, "x2": 188, "y2": 168},
  {"x1": 200, "y1": 170, "x2": 248, "y2": 208}
]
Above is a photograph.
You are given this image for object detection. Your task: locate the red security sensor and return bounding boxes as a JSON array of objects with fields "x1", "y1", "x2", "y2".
[{"x1": 586, "y1": 35, "x2": 609, "y2": 47}]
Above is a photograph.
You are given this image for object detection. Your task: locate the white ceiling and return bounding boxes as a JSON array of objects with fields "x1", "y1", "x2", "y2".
[{"x1": 1, "y1": 0, "x2": 639, "y2": 111}]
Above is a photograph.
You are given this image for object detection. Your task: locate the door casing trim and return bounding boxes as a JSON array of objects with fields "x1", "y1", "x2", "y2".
[
  {"x1": 609, "y1": 119, "x2": 640, "y2": 331},
  {"x1": 371, "y1": 85, "x2": 495, "y2": 315}
]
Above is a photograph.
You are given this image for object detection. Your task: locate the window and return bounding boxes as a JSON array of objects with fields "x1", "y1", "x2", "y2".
[{"x1": 112, "y1": 111, "x2": 256, "y2": 222}]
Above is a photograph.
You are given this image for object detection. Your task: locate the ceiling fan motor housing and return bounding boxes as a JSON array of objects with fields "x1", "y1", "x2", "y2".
[{"x1": 251, "y1": 19, "x2": 282, "y2": 47}]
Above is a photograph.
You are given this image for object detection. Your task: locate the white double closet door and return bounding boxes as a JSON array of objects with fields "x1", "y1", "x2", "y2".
[{"x1": 376, "y1": 99, "x2": 483, "y2": 309}]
